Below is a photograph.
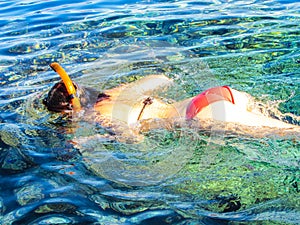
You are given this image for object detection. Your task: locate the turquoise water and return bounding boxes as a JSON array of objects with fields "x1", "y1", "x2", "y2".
[{"x1": 0, "y1": 0, "x2": 299, "y2": 224}]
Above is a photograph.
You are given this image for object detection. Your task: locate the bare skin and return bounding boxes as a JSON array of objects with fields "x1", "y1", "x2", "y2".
[
  {"x1": 44, "y1": 74, "x2": 299, "y2": 138},
  {"x1": 93, "y1": 75, "x2": 299, "y2": 133}
]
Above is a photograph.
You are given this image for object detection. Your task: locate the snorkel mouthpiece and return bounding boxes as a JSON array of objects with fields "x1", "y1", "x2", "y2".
[{"x1": 50, "y1": 62, "x2": 81, "y2": 111}]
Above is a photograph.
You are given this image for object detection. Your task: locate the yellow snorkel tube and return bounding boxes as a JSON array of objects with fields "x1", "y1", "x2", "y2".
[{"x1": 50, "y1": 62, "x2": 81, "y2": 111}]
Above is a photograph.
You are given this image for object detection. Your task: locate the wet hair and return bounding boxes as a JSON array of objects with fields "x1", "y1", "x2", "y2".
[
  {"x1": 96, "y1": 92, "x2": 110, "y2": 103},
  {"x1": 43, "y1": 81, "x2": 107, "y2": 112},
  {"x1": 43, "y1": 81, "x2": 74, "y2": 112}
]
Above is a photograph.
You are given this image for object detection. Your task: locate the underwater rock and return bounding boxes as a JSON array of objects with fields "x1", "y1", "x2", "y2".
[
  {"x1": 0, "y1": 147, "x2": 33, "y2": 171},
  {"x1": 15, "y1": 183, "x2": 44, "y2": 206},
  {"x1": 0, "y1": 124, "x2": 25, "y2": 148}
]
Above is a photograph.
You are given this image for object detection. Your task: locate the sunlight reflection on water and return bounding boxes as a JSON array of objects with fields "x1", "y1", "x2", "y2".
[{"x1": 0, "y1": 0, "x2": 299, "y2": 224}]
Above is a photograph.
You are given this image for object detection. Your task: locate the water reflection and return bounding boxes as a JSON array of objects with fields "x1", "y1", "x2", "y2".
[{"x1": 0, "y1": 0, "x2": 299, "y2": 224}]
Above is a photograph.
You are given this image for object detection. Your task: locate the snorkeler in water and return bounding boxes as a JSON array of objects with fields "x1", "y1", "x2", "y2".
[{"x1": 43, "y1": 62, "x2": 299, "y2": 137}]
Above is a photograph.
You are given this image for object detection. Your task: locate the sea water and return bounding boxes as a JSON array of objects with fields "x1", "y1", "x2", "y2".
[{"x1": 0, "y1": 0, "x2": 299, "y2": 224}]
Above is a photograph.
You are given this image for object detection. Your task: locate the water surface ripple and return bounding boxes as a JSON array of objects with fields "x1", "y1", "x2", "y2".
[{"x1": 0, "y1": 0, "x2": 299, "y2": 224}]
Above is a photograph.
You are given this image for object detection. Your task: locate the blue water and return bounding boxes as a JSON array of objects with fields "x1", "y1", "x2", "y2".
[{"x1": 1, "y1": 0, "x2": 300, "y2": 224}]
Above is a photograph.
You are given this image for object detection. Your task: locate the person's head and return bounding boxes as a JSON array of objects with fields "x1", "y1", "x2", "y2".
[
  {"x1": 43, "y1": 81, "x2": 101, "y2": 112},
  {"x1": 43, "y1": 62, "x2": 100, "y2": 113},
  {"x1": 43, "y1": 81, "x2": 80, "y2": 112}
]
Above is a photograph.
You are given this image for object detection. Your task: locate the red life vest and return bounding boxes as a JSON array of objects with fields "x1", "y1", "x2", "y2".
[{"x1": 186, "y1": 86, "x2": 235, "y2": 120}]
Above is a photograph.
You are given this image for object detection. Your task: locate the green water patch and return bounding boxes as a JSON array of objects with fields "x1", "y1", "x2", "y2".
[
  {"x1": 169, "y1": 135, "x2": 299, "y2": 214},
  {"x1": 1, "y1": 2, "x2": 300, "y2": 223}
]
